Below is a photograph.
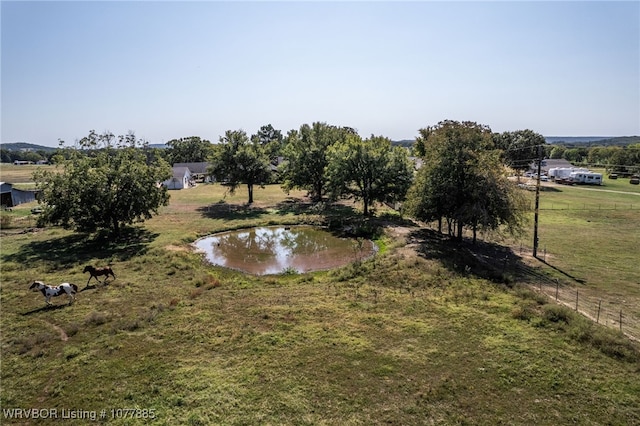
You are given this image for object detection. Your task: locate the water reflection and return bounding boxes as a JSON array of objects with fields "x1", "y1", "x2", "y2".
[{"x1": 194, "y1": 226, "x2": 375, "y2": 275}]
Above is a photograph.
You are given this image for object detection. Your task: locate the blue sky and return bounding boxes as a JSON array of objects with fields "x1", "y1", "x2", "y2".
[{"x1": 2, "y1": 1, "x2": 639, "y2": 147}]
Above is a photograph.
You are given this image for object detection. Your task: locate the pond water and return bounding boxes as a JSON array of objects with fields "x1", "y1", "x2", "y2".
[{"x1": 193, "y1": 226, "x2": 376, "y2": 275}]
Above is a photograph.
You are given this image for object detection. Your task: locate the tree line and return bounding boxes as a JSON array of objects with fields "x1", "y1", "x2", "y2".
[
  {"x1": 33, "y1": 121, "x2": 545, "y2": 242},
  {"x1": 547, "y1": 144, "x2": 640, "y2": 174}
]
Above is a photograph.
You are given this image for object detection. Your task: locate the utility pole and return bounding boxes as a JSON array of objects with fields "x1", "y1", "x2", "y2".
[{"x1": 533, "y1": 145, "x2": 542, "y2": 258}]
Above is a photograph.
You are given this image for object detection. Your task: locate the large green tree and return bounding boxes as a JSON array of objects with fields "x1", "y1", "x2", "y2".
[
  {"x1": 326, "y1": 134, "x2": 414, "y2": 216},
  {"x1": 280, "y1": 122, "x2": 349, "y2": 202},
  {"x1": 165, "y1": 136, "x2": 213, "y2": 164},
  {"x1": 495, "y1": 130, "x2": 546, "y2": 180},
  {"x1": 404, "y1": 120, "x2": 528, "y2": 242},
  {"x1": 33, "y1": 131, "x2": 171, "y2": 236},
  {"x1": 252, "y1": 124, "x2": 284, "y2": 164},
  {"x1": 208, "y1": 130, "x2": 271, "y2": 204}
]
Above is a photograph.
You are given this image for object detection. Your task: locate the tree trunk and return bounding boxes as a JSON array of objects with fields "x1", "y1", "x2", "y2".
[
  {"x1": 112, "y1": 216, "x2": 120, "y2": 237},
  {"x1": 247, "y1": 183, "x2": 254, "y2": 204},
  {"x1": 456, "y1": 220, "x2": 463, "y2": 241},
  {"x1": 314, "y1": 182, "x2": 323, "y2": 202}
]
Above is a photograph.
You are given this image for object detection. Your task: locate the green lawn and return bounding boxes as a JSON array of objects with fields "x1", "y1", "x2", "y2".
[
  {"x1": 505, "y1": 180, "x2": 640, "y2": 339},
  {"x1": 1, "y1": 183, "x2": 638, "y2": 425}
]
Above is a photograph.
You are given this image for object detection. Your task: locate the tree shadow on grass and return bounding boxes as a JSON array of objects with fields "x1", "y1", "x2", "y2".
[
  {"x1": 197, "y1": 201, "x2": 268, "y2": 220},
  {"x1": 273, "y1": 197, "x2": 317, "y2": 215},
  {"x1": 410, "y1": 228, "x2": 541, "y2": 284},
  {"x1": 537, "y1": 258, "x2": 586, "y2": 284},
  {"x1": 2, "y1": 226, "x2": 158, "y2": 269}
]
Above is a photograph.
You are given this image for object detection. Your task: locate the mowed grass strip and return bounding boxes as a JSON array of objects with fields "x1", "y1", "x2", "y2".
[{"x1": 1, "y1": 183, "x2": 639, "y2": 425}]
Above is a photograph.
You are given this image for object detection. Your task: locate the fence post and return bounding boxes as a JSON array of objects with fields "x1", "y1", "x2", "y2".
[
  {"x1": 575, "y1": 290, "x2": 579, "y2": 311},
  {"x1": 596, "y1": 300, "x2": 602, "y2": 323},
  {"x1": 619, "y1": 310, "x2": 623, "y2": 332}
]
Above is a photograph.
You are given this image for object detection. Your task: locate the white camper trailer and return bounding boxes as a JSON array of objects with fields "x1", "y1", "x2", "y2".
[
  {"x1": 548, "y1": 167, "x2": 589, "y2": 180},
  {"x1": 569, "y1": 171, "x2": 603, "y2": 185}
]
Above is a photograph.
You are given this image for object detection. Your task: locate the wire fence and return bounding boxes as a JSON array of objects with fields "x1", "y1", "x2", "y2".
[
  {"x1": 535, "y1": 203, "x2": 638, "y2": 211},
  {"x1": 517, "y1": 264, "x2": 640, "y2": 342}
]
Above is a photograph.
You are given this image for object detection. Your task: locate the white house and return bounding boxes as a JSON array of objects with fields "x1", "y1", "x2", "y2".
[
  {"x1": 162, "y1": 166, "x2": 193, "y2": 190},
  {"x1": 172, "y1": 162, "x2": 212, "y2": 182}
]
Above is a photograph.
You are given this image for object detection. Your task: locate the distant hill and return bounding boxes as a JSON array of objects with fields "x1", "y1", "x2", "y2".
[
  {"x1": 0, "y1": 142, "x2": 57, "y2": 152},
  {"x1": 1, "y1": 142, "x2": 169, "y2": 151},
  {"x1": 544, "y1": 136, "x2": 640, "y2": 146},
  {"x1": 391, "y1": 139, "x2": 414, "y2": 148}
]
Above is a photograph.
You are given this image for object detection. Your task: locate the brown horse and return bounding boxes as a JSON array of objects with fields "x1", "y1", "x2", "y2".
[{"x1": 83, "y1": 265, "x2": 116, "y2": 286}]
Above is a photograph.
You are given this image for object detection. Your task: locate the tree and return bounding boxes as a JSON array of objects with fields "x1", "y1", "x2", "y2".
[
  {"x1": 326, "y1": 134, "x2": 414, "y2": 215},
  {"x1": 251, "y1": 124, "x2": 284, "y2": 163},
  {"x1": 563, "y1": 147, "x2": 588, "y2": 164},
  {"x1": 549, "y1": 145, "x2": 566, "y2": 159},
  {"x1": 165, "y1": 136, "x2": 213, "y2": 164},
  {"x1": 208, "y1": 130, "x2": 271, "y2": 204},
  {"x1": 496, "y1": 130, "x2": 546, "y2": 180},
  {"x1": 403, "y1": 120, "x2": 528, "y2": 242},
  {"x1": 34, "y1": 131, "x2": 171, "y2": 236},
  {"x1": 280, "y1": 122, "x2": 348, "y2": 202}
]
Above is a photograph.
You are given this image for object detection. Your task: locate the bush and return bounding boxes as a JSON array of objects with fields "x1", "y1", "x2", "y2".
[
  {"x1": 590, "y1": 328, "x2": 639, "y2": 362},
  {"x1": 542, "y1": 304, "x2": 575, "y2": 324},
  {"x1": 0, "y1": 213, "x2": 13, "y2": 228},
  {"x1": 512, "y1": 301, "x2": 536, "y2": 321},
  {"x1": 541, "y1": 303, "x2": 639, "y2": 362},
  {"x1": 84, "y1": 311, "x2": 110, "y2": 326}
]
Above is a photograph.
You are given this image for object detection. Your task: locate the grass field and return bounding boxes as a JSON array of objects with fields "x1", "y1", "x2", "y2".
[
  {"x1": 510, "y1": 177, "x2": 640, "y2": 334},
  {"x1": 1, "y1": 182, "x2": 639, "y2": 425},
  {"x1": 0, "y1": 164, "x2": 58, "y2": 189}
]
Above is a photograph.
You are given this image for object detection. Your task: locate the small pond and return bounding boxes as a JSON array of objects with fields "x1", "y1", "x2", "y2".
[{"x1": 193, "y1": 226, "x2": 376, "y2": 275}]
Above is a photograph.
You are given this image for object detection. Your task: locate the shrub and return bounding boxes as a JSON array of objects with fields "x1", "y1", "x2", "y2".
[
  {"x1": 63, "y1": 346, "x2": 81, "y2": 360},
  {"x1": 0, "y1": 214, "x2": 13, "y2": 229},
  {"x1": 542, "y1": 304, "x2": 574, "y2": 324},
  {"x1": 84, "y1": 311, "x2": 110, "y2": 326},
  {"x1": 589, "y1": 328, "x2": 639, "y2": 362},
  {"x1": 16, "y1": 332, "x2": 55, "y2": 355},
  {"x1": 190, "y1": 288, "x2": 204, "y2": 299},
  {"x1": 512, "y1": 301, "x2": 535, "y2": 321}
]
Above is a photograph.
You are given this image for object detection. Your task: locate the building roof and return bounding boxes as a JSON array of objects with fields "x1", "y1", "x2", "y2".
[
  {"x1": 172, "y1": 166, "x2": 192, "y2": 178},
  {"x1": 173, "y1": 162, "x2": 210, "y2": 175}
]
